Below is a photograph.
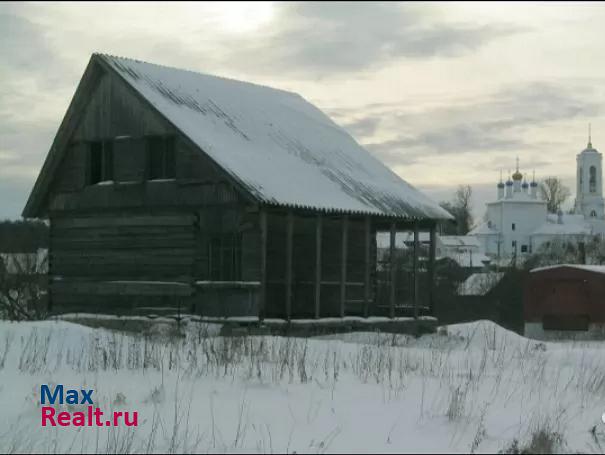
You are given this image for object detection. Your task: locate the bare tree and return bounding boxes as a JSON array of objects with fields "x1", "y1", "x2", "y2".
[
  {"x1": 439, "y1": 185, "x2": 474, "y2": 235},
  {"x1": 539, "y1": 177, "x2": 570, "y2": 214},
  {"x1": 0, "y1": 250, "x2": 48, "y2": 320}
]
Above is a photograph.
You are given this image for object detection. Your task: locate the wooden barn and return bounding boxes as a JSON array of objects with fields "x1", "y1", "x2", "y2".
[
  {"x1": 23, "y1": 53, "x2": 451, "y2": 321},
  {"x1": 525, "y1": 265, "x2": 605, "y2": 339}
]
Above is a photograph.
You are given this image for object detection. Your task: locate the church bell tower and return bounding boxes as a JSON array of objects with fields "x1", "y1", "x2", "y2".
[{"x1": 575, "y1": 125, "x2": 605, "y2": 219}]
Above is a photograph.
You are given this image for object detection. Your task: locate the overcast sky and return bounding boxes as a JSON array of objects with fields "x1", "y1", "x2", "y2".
[{"x1": 2, "y1": 1, "x2": 605, "y2": 221}]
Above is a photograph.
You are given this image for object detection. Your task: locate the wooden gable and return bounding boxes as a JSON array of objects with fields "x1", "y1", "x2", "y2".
[{"x1": 25, "y1": 55, "x2": 254, "y2": 217}]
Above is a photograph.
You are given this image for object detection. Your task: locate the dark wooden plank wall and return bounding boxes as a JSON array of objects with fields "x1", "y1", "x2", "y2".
[
  {"x1": 49, "y1": 70, "x2": 233, "y2": 213},
  {"x1": 51, "y1": 213, "x2": 197, "y2": 281},
  {"x1": 46, "y1": 69, "x2": 261, "y2": 315},
  {"x1": 72, "y1": 69, "x2": 173, "y2": 142},
  {"x1": 43, "y1": 68, "x2": 386, "y2": 319},
  {"x1": 194, "y1": 205, "x2": 260, "y2": 282},
  {"x1": 264, "y1": 212, "x2": 376, "y2": 318}
]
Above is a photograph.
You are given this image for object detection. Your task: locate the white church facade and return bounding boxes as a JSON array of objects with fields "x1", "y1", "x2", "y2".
[{"x1": 469, "y1": 135, "x2": 605, "y2": 260}]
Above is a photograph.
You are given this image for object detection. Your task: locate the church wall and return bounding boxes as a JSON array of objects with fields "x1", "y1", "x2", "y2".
[
  {"x1": 530, "y1": 233, "x2": 588, "y2": 253},
  {"x1": 485, "y1": 201, "x2": 546, "y2": 257}
]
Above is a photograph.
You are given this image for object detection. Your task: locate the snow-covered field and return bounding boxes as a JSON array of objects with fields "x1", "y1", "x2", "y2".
[{"x1": 1, "y1": 319, "x2": 605, "y2": 453}]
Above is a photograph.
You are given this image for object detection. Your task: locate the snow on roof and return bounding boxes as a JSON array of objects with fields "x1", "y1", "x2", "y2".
[
  {"x1": 468, "y1": 221, "x2": 498, "y2": 236},
  {"x1": 100, "y1": 54, "x2": 451, "y2": 219},
  {"x1": 446, "y1": 251, "x2": 492, "y2": 268},
  {"x1": 457, "y1": 272, "x2": 504, "y2": 296},
  {"x1": 532, "y1": 214, "x2": 592, "y2": 236},
  {"x1": 530, "y1": 264, "x2": 605, "y2": 275},
  {"x1": 590, "y1": 219, "x2": 605, "y2": 235},
  {"x1": 439, "y1": 235, "x2": 480, "y2": 248},
  {"x1": 0, "y1": 249, "x2": 48, "y2": 274}
]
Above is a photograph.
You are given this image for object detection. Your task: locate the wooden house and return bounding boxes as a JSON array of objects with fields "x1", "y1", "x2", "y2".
[{"x1": 23, "y1": 54, "x2": 451, "y2": 320}]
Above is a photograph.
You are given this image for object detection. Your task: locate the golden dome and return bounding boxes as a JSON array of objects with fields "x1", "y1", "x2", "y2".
[{"x1": 512, "y1": 156, "x2": 523, "y2": 180}]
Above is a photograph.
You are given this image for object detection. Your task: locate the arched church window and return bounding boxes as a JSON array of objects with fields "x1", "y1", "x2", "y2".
[
  {"x1": 579, "y1": 167, "x2": 583, "y2": 185},
  {"x1": 591, "y1": 210, "x2": 597, "y2": 217},
  {"x1": 590, "y1": 166, "x2": 597, "y2": 193}
]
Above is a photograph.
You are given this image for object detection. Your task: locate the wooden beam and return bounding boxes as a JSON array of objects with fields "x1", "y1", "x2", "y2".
[
  {"x1": 285, "y1": 210, "x2": 293, "y2": 321},
  {"x1": 363, "y1": 216, "x2": 371, "y2": 318},
  {"x1": 413, "y1": 222, "x2": 419, "y2": 320},
  {"x1": 340, "y1": 215, "x2": 349, "y2": 318},
  {"x1": 51, "y1": 280, "x2": 193, "y2": 296},
  {"x1": 389, "y1": 221, "x2": 396, "y2": 319},
  {"x1": 48, "y1": 221, "x2": 54, "y2": 313},
  {"x1": 428, "y1": 223, "x2": 437, "y2": 316},
  {"x1": 314, "y1": 214, "x2": 322, "y2": 319},
  {"x1": 259, "y1": 208, "x2": 267, "y2": 322}
]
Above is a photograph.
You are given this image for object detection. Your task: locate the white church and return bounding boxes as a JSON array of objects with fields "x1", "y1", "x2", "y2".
[{"x1": 469, "y1": 133, "x2": 605, "y2": 259}]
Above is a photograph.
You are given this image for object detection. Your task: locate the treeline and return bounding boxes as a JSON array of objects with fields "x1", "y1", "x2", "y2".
[{"x1": 0, "y1": 219, "x2": 49, "y2": 252}]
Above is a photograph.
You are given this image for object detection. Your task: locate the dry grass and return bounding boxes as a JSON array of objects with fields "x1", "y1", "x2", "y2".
[{"x1": 1, "y1": 321, "x2": 602, "y2": 453}]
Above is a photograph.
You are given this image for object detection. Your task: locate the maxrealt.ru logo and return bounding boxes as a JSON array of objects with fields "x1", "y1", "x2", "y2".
[{"x1": 40, "y1": 385, "x2": 138, "y2": 427}]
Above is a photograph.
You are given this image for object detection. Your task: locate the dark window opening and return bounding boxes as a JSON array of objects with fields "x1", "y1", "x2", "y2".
[
  {"x1": 590, "y1": 166, "x2": 597, "y2": 193},
  {"x1": 591, "y1": 210, "x2": 597, "y2": 217},
  {"x1": 207, "y1": 234, "x2": 242, "y2": 281},
  {"x1": 89, "y1": 140, "x2": 113, "y2": 184},
  {"x1": 147, "y1": 136, "x2": 176, "y2": 180},
  {"x1": 512, "y1": 223, "x2": 516, "y2": 231},
  {"x1": 521, "y1": 245, "x2": 528, "y2": 253}
]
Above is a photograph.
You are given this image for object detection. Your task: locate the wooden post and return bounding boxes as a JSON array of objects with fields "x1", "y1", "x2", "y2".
[
  {"x1": 315, "y1": 214, "x2": 322, "y2": 319},
  {"x1": 340, "y1": 215, "x2": 349, "y2": 318},
  {"x1": 259, "y1": 208, "x2": 267, "y2": 322},
  {"x1": 48, "y1": 220, "x2": 54, "y2": 314},
  {"x1": 389, "y1": 221, "x2": 396, "y2": 319},
  {"x1": 363, "y1": 216, "x2": 371, "y2": 318},
  {"x1": 285, "y1": 210, "x2": 293, "y2": 321},
  {"x1": 428, "y1": 223, "x2": 436, "y2": 316},
  {"x1": 413, "y1": 222, "x2": 419, "y2": 320}
]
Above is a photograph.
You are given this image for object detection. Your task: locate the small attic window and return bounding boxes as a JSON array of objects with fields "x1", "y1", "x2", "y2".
[
  {"x1": 89, "y1": 140, "x2": 113, "y2": 184},
  {"x1": 146, "y1": 136, "x2": 176, "y2": 180}
]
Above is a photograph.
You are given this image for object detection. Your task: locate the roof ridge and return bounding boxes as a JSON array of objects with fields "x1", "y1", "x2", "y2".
[{"x1": 94, "y1": 52, "x2": 301, "y2": 99}]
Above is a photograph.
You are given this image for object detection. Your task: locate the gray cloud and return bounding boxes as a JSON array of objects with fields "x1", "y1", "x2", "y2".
[
  {"x1": 0, "y1": 13, "x2": 47, "y2": 71},
  {"x1": 0, "y1": 12, "x2": 77, "y2": 87},
  {"x1": 389, "y1": 125, "x2": 526, "y2": 152},
  {"x1": 341, "y1": 117, "x2": 381, "y2": 139},
  {"x1": 216, "y1": 2, "x2": 524, "y2": 76},
  {"x1": 0, "y1": 8, "x2": 79, "y2": 219},
  {"x1": 345, "y1": 81, "x2": 602, "y2": 167}
]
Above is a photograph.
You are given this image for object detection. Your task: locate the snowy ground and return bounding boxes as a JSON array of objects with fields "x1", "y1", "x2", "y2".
[{"x1": 1, "y1": 319, "x2": 605, "y2": 453}]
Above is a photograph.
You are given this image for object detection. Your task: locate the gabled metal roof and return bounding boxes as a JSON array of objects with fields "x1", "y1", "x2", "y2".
[{"x1": 24, "y1": 54, "x2": 452, "y2": 220}]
